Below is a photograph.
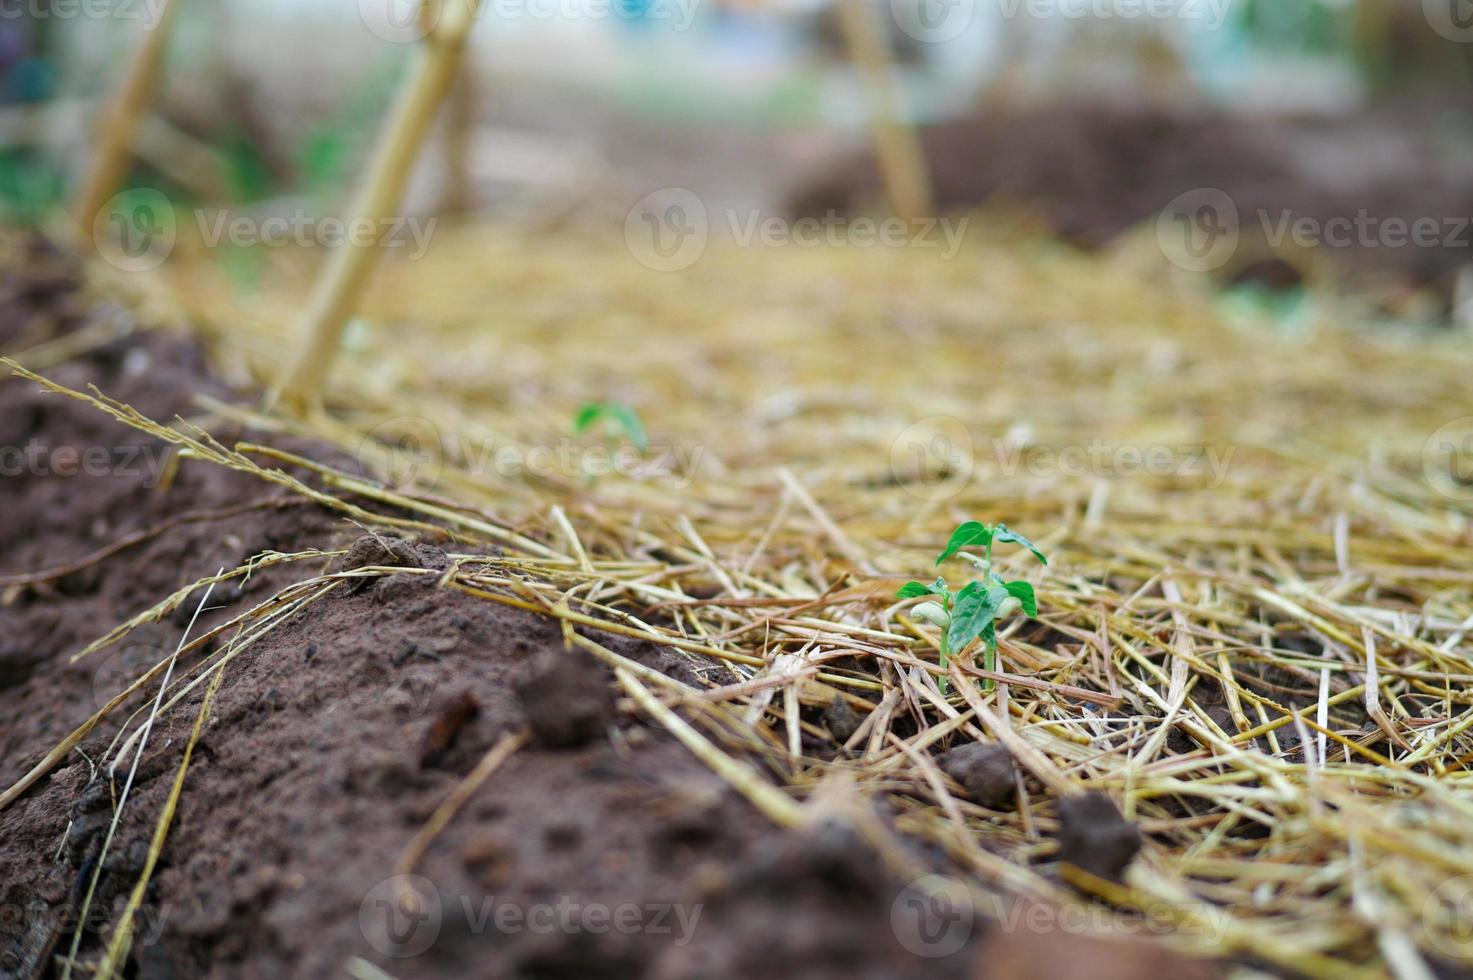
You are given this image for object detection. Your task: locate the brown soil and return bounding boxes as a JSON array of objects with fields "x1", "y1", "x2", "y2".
[
  {"x1": 0, "y1": 241, "x2": 1220, "y2": 979},
  {"x1": 788, "y1": 98, "x2": 1473, "y2": 308}
]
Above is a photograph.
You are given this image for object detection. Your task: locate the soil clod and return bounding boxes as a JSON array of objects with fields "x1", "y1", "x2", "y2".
[
  {"x1": 515, "y1": 650, "x2": 614, "y2": 748},
  {"x1": 1055, "y1": 791, "x2": 1142, "y2": 883},
  {"x1": 336, "y1": 533, "x2": 424, "y2": 592},
  {"x1": 939, "y1": 742, "x2": 1017, "y2": 809},
  {"x1": 821, "y1": 694, "x2": 864, "y2": 744},
  {"x1": 418, "y1": 689, "x2": 481, "y2": 769}
]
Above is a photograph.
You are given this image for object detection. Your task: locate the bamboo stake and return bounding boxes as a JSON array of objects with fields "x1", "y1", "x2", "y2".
[
  {"x1": 272, "y1": 0, "x2": 484, "y2": 412},
  {"x1": 72, "y1": 0, "x2": 187, "y2": 239},
  {"x1": 834, "y1": 0, "x2": 933, "y2": 222},
  {"x1": 439, "y1": 56, "x2": 478, "y2": 215}
]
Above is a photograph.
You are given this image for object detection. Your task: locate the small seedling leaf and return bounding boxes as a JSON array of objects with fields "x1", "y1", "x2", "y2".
[
  {"x1": 1002, "y1": 580, "x2": 1038, "y2": 617},
  {"x1": 573, "y1": 404, "x2": 602, "y2": 431},
  {"x1": 936, "y1": 521, "x2": 992, "y2": 565},
  {"x1": 947, "y1": 582, "x2": 1010, "y2": 653},
  {"x1": 573, "y1": 402, "x2": 648, "y2": 452},
  {"x1": 993, "y1": 524, "x2": 1047, "y2": 564},
  {"x1": 896, "y1": 581, "x2": 933, "y2": 599}
]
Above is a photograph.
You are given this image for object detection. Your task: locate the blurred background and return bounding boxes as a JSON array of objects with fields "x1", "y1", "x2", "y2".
[{"x1": 5, "y1": 0, "x2": 1473, "y2": 323}]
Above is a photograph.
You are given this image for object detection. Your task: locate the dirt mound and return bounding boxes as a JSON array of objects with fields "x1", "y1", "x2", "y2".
[
  {"x1": 788, "y1": 99, "x2": 1473, "y2": 304},
  {"x1": 0, "y1": 246, "x2": 1219, "y2": 978}
]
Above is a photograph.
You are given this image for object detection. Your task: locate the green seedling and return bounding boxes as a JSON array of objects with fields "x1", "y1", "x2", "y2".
[
  {"x1": 573, "y1": 402, "x2": 648, "y2": 453},
  {"x1": 897, "y1": 520, "x2": 1047, "y2": 692}
]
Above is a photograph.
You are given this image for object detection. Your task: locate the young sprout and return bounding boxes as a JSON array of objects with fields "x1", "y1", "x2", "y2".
[
  {"x1": 573, "y1": 402, "x2": 648, "y2": 453},
  {"x1": 896, "y1": 520, "x2": 1047, "y2": 692}
]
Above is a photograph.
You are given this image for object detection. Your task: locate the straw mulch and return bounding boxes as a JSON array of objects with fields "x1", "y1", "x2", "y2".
[{"x1": 10, "y1": 218, "x2": 1473, "y2": 978}]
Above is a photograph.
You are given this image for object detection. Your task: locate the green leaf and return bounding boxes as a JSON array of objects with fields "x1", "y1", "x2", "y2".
[
  {"x1": 573, "y1": 404, "x2": 601, "y2": 430},
  {"x1": 946, "y1": 582, "x2": 1010, "y2": 653},
  {"x1": 936, "y1": 521, "x2": 992, "y2": 565},
  {"x1": 896, "y1": 581, "x2": 932, "y2": 600},
  {"x1": 573, "y1": 402, "x2": 648, "y2": 452},
  {"x1": 1002, "y1": 580, "x2": 1038, "y2": 617},
  {"x1": 993, "y1": 524, "x2": 1047, "y2": 565}
]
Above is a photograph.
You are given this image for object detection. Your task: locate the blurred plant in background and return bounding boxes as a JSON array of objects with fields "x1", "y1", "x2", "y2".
[{"x1": 0, "y1": 10, "x2": 63, "y2": 225}]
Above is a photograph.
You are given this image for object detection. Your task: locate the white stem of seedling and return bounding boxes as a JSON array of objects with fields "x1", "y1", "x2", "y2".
[{"x1": 911, "y1": 600, "x2": 951, "y2": 690}]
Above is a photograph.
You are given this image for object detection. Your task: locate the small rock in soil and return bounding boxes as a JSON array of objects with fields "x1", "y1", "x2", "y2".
[
  {"x1": 1055, "y1": 791, "x2": 1142, "y2": 882},
  {"x1": 822, "y1": 695, "x2": 864, "y2": 744},
  {"x1": 515, "y1": 650, "x2": 613, "y2": 748},
  {"x1": 418, "y1": 689, "x2": 480, "y2": 769},
  {"x1": 336, "y1": 534, "x2": 424, "y2": 593},
  {"x1": 939, "y1": 742, "x2": 1016, "y2": 809},
  {"x1": 374, "y1": 571, "x2": 434, "y2": 604},
  {"x1": 344, "y1": 751, "x2": 418, "y2": 795},
  {"x1": 461, "y1": 830, "x2": 516, "y2": 888}
]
